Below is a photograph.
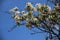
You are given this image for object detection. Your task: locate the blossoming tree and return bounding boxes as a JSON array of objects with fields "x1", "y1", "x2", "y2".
[{"x1": 8, "y1": 0, "x2": 60, "y2": 40}]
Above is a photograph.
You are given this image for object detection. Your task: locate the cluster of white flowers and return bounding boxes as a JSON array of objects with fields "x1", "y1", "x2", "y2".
[
  {"x1": 8, "y1": 2, "x2": 60, "y2": 40},
  {"x1": 9, "y1": 2, "x2": 60, "y2": 30},
  {"x1": 25, "y1": 2, "x2": 52, "y2": 13},
  {"x1": 35, "y1": 3, "x2": 51, "y2": 12}
]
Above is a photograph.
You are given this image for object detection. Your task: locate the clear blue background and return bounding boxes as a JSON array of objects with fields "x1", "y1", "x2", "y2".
[{"x1": 0, "y1": 0, "x2": 54, "y2": 40}]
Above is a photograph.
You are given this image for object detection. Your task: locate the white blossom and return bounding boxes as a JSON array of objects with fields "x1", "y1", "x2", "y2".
[
  {"x1": 15, "y1": 11, "x2": 20, "y2": 15},
  {"x1": 26, "y1": 2, "x2": 33, "y2": 8},
  {"x1": 21, "y1": 12, "x2": 28, "y2": 19},
  {"x1": 20, "y1": 11, "x2": 25, "y2": 14},
  {"x1": 14, "y1": 15, "x2": 20, "y2": 20},
  {"x1": 25, "y1": 2, "x2": 33, "y2": 11},
  {"x1": 47, "y1": 5, "x2": 51, "y2": 11},
  {"x1": 30, "y1": 17, "x2": 38, "y2": 23},
  {"x1": 9, "y1": 7, "x2": 19, "y2": 13},
  {"x1": 33, "y1": 7, "x2": 37, "y2": 11},
  {"x1": 35, "y1": 3, "x2": 42, "y2": 10}
]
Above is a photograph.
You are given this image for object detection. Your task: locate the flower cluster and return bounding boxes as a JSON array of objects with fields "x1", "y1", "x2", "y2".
[{"x1": 9, "y1": 2, "x2": 60, "y2": 32}]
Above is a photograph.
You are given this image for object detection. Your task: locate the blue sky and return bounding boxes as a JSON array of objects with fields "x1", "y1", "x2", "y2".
[{"x1": 0, "y1": 0, "x2": 54, "y2": 40}]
